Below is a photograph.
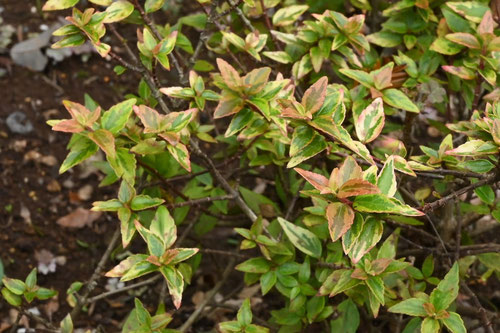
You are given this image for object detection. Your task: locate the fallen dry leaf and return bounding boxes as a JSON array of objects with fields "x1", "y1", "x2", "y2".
[
  {"x1": 56, "y1": 208, "x2": 101, "y2": 228},
  {"x1": 43, "y1": 299, "x2": 59, "y2": 321}
]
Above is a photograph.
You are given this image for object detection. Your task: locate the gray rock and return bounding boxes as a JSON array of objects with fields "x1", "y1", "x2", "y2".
[
  {"x1": 9, "y1": 24, "x2": 60, "y2": 71},
  {"x1": 6, "y1": 111, "x2": 34, "y2": 134}
]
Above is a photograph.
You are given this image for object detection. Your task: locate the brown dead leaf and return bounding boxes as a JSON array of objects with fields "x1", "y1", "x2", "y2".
[
  {"x1": 56, "y1": 208, "x2": 101, "y2": 228},
  {"x1": 43, "y1": 299, "x2": 59, "y2": 321},
  {"x1": 237, "y1": 284, "x2": 260, "y2": 299}
]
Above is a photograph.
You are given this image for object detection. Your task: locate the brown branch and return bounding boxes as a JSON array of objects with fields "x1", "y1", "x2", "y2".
[
  {"x1": 70, "y1": 228, "x2": 121, "y2": 319},
  {"x1": 86, "y1": 275, "x2": 161, "y2": 304},
  {"x1": 460, "y1": 282, "x2": 495, "y2": 333},
  {"x1": 190, "y1": 138, "x2": 258, "y2": 223},
  {"x1": 166, "y1": 194, "x2": 235, "y2": 209},
  {"x1": 422, "y1": 173, "x2": 498, "y2": 212},
  {"x1": 200, "y1": 248, "x2": 251, "y2": 259}
]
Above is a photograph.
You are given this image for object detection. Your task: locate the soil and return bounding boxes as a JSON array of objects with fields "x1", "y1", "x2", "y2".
[{"x1": 0, "y1": 2, "x2": 250, "y2": 331}]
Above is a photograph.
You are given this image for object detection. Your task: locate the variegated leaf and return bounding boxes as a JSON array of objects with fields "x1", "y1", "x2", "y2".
[
  {"x1": 353, "y1": 194, "x2": 424, "y2": 216},
  {"x1": 277, "y1": 217, "x2": 322, "y2": 258},
  {"x1": 294, "y1": 168, "x2": 329, "y2": 192},
  {"x1": 326, "y1": 202, "x2": 355, "y2": 241},
  {"x1": 337, "y1": 179, "x2": 380, "y2": 198},
  {"x1": 355, "y1": 97, "x2": 385, "y2": 143},
  {"x1": 377, "y1": 156, "x2": 397, "y2": 197},
  {"x1": 349, "y1": 217, "x2": 383, "y2": 264}
]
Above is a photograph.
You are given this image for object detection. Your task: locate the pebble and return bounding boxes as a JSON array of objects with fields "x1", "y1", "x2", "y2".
[{"x1": 6, "y1": 111, "x2": 34, "y2": 134}]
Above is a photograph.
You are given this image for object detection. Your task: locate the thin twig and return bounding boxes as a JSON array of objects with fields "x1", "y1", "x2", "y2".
[
  {"x1": 87, "y1": 275, "x2": 161, "y2": 304},
  {"x1": 200, "y1": 248, "x2": 251, "y2": 259},
  {"x1": 71, "y1": 228, "x2": 121, "y2": 319},
  {"x1": 166, "y1": 194, "x2": 235, "y2": 209},
  {"x1": 179, "y1": 258, "x2": 236, "y2": 332},
  {"x1": 460, "y1": 282, "x2": 495, "y2": 333},
  {"x1": 422, "y1": 173, "x2": 498, "y2": 212},
  {"x1": 133, "y1": 0, "x2": 184, "y2": 79}
]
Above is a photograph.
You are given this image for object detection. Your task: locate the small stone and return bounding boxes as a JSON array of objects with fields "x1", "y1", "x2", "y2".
[
  {"x1": 62, "y1": 179, "x2": 74, "y2": 189},
  {"x1": 6, "y1": 111, "x2": 34, "y2": 134},
  {"x1": 77, "y1": 184, "x2": 93, "y2": 201},
  {"x1": 40, "y1": 155, "x2": 58, "y2": 166},
  {"x1": 46, "y1": 179, "x2": 61, "y2": 192}
]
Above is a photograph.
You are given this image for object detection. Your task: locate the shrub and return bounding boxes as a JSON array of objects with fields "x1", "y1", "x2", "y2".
[{"x1": 2, "y1": 0, "x2": 499, "y2": 332}]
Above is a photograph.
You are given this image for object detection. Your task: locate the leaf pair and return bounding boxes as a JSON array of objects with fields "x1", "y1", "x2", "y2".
[{"x1": 340, "y1": 63, "x2": 420, "y2": 113}]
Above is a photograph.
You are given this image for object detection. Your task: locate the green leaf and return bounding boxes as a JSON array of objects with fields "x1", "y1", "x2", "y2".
[
  {"x1": 36, "y1": 287, "x2": 58, "y2": 300},
  {"x1": 25, "y1": 268, "x2": 37, "y2": 290},
  {"x1": 377, "y1": 156, "x2": 397, "y2": 197},
  {"x1": 287, "y1": 133, "x2": 327, "y2": 168},
  {"x1": 366, "y1": 276, "x2": 385, "y2": 305},
  {"x1": 236, "y1": 257, "x2": 271, "y2": 274},
  {"x1": 330, "y1": 299, "x2": 360, "y2": 333},
  {"x1": 130, "y1": 195, "x2": 165, "y2": 211},
  {"x1": 103, "y1": 0, "x2": 135, "y2": 23},
  {"x1": 1, "y1": 288, "x2": 22, "y2": 306},
  {"x1": 150, "y1": 206, "x2": 176, "y2": 249},
  {"x1": 474, "y1": 185, "x2": 495, "y2": 205},
  {"x1": 60, "y1": 135, "x2": 98, "y2": 174},
  {"x1": 60, "y1": 314, "x2": 74, "y2": 333},
  {"x1": 167, "y1": 142, "x2": 191, "y2": 172},
  {"x1": 43, "y1": 0, "x2": 79, "y2": 11},
  {"x1": 238, "y1": 298, "x2": 253, "y2": 326},
  {"x1": 134, "y1": 298, "x2": 152, "y2": 326},
  {"x1": 225, "y1": 108, "x2": 254, "y2": 137},
  {"x1": 339, "y1": 68, "x2": 374, "y2": 88},
  {"x1": 89, "y1": 0, "x2": 112, "y2": 5},
  {"x1": 421, "y1": 317, "x2": 440, "y2": 333},
  {"x1": 179, "y1": 13, "x2": 207, "y2": 30},
  {"x1": 441, "y1": 312, "x2": 466, "y2": 333},
  {"x1": 367, "y1": 31, "x2": 402, "y2": 47},
  {"x1": 382, "y1": 89, "x2": 419, "y2": 113},
  {"x1": 353, "y1": 194, "x2": 424, "y2": 216},
  {"x1": 260, "y1": 271, "x2": 277, "y2": 295},
  {"x1": 446, "y1": 1, "x2": 489, "y2": 23},
  {"x1": 326, "y1": 202, "x2": 355, "y2": 242},
  {"x1": 121, "y1": 260, "x2": 158, "y2": 281},
  {"x1": 290, "y1": 126, "x2": 315, "y2": 157},
  {"x1": 272, "y1": 5, "x2": 309, "y2": 26},
  {"x1": 101, "y1": 99, "x2": 136, "y2": 134},
  {"x1": 446, "y1": 140, "x2": 498, "y2": 156},
  {"x1": 2, "y1": 277, "x2": 26, "y2": 295},
  {"x1": 349, "y1": 218, "x2": 383, "y2": 263},
  {"x1": 445, "y1": 33, "x2": 480, "y2": 49},
  {"x1": 263, "y1": 51, "x2": 293, "y2": 64},
  {"x1": 430, "y1": 37, "x2": 464, "y2": 55},
  {"x1": 430, "y1": 262, "x2": 459, "y2": 311},
  {"x1": 145, "y1": 0, "x2": 165, "y2": 13},
  {"x1": 388, "y1": 297, "x2": 427, "y2": 316},
  {"x1": 278, "y1": 217, "x2": 322, "y2": 258},
  {"x1": 160, "y1": 266, "x2": 184, "y2": 309}
]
